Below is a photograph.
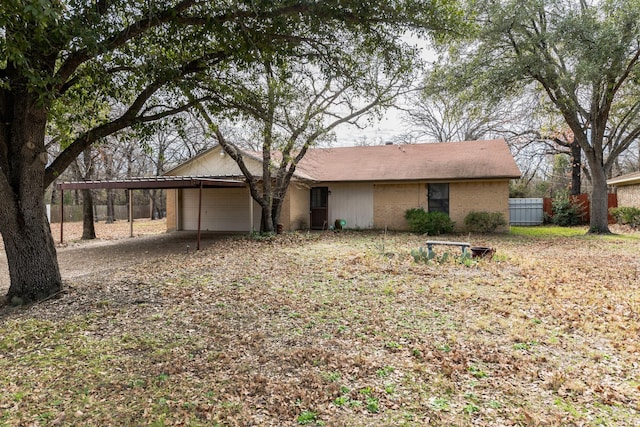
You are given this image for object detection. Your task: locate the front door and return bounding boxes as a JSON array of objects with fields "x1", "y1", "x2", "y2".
[{"x1": 310, "y1": 187, "x2": 329, "y2": 229}]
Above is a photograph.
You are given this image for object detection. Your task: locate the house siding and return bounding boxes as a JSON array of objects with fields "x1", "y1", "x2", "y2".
[
  {"x1": 616, "y1": 184, "x2": 640, "y2": 208},
  {"x1": 169, "y1": 146, "x2": 262, "y2": 177},
  {"x1": 279, "y1": 190, "x2": 291, "y2": 231},
  {"x1": 327, "y1": 183, "x2": 374, "y2": 229},
  {"x1": 180, "y1": 187, "x2": 260, "y2": 231},
  {"x1": 449, "y1": 181, "x2": 510, "y2": 231},
  {"x1": 288, "y1": 184, "x2": 310, "y2": 230}
]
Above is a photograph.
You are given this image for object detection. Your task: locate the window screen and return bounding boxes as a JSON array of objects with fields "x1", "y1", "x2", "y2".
[{"x1": 428, "y1": 183, "x2": 449, "y2": 215}]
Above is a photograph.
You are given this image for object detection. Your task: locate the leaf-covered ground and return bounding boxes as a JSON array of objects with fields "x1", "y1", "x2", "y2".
[{"x1": 1, "y1": 224, "x2": 639, "y2": 426}]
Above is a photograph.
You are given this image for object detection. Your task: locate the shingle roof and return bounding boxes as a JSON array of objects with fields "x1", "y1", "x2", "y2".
[
  {"x1": 608, "y1": 170, "x2": 640, "y2": 186},
  {"x1": 294, "y1": 139, "x2": 521, "y2": 182}
]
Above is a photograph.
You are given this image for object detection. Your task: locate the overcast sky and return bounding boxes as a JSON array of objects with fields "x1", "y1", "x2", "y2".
[{"x1": 332, "y1": 36, "x2": 435, "y2": 147}]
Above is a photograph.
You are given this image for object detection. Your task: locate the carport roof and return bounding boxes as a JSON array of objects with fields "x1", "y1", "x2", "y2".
[{"x1": 56, "y1": 176, "x2": 246, "y2": 190}]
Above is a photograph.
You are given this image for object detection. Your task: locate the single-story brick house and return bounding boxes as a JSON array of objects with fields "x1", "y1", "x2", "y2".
[
  {"x1": 608, "y1": 171, "x2": 640, "y2": 207},
  {"x1": 164, "y1": 139, "x2": 521, "y2": 232}
]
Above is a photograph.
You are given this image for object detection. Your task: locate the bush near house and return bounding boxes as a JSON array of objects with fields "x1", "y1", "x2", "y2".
[
  {"x1": 464, "y1": 211, "x2": 507, "y2": 233},
  {"x1": 404, "y1": 208, "x2": 455, "y2": 235},
  {"x1": 609, "y1": 206, "x2": 640, "y2": 228}
]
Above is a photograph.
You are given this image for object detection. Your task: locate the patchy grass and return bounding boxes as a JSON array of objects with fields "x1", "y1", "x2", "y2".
[
  {"x1": 510, "y1": 224, "x2": 640, "y2": 242},
  {"x1": 510, "y1": 225, "x2": 589, "y2": 238},
  {"x1": 1, "y1": 230, "x2": 639, "y2": 426}
]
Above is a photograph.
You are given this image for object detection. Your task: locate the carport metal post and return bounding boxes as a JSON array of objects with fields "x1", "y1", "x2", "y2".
[
  {"x1": 249, "y1": 191, "x2": 254, "y2": 233},
  {"x1": 197, "y1": 181, "x2": 203, "y2": 250},
  {"x1": 129, "y1": 188, "x2": 133, "y2": 238},
  {"x1": 59, "y1": 188, "x2": 64, "y2": 244}
]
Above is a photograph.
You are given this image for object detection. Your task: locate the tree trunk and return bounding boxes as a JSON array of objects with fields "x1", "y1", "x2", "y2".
[
  {"x1": 2, "y1": 211, "x2": 62, "y2": 305},
  {"x1": 589, "y1": 166, "x2": 611, "y2": 233},
  {"x1": 570, "y1": 141, "x2": 581, "y2": 196},
  {"x1": 271, "y1": 197, "x2": 283, "y2": 232},
  {"x1": 0, "y1": 90, "x2": 62, "y2": 304},
  {"x1": 149, "y1": 189, "x2": 163, "y2": 220},
  {"x1": 81, "y1": 189, "x2": 96, "y2": 239},
  {"x1": 572, "y1": 126, "x2": 610, "y2": 233},
  {"x1": 260, "y1": 202, "x2": 274, "y2": 233},
  {"x1": 106, "y1": 189, "x2": 115, "y2": 223}
]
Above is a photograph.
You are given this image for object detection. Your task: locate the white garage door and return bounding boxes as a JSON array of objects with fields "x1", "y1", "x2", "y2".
[
  {"x1": 328, "y1": 183, "x2": 374, "y2": 229},
  {"x1": 180, "y1": 188, "x2": 261, "y2": 231}
]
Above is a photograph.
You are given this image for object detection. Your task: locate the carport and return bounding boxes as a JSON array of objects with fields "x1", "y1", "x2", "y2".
[{"x1": 56, "y1": 176, "x2": 246, "y2": 250}]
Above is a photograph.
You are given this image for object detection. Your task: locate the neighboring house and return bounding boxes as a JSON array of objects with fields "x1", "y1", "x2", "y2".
[
  {"x1": 608, "y1": 171, "x2": 640, "y2": 208},
  {"x1": 164, "y1": 139, "x2": 521, "y2": 232}
]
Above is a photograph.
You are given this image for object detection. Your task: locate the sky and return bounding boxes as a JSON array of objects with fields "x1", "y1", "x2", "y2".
[
  {"x1": 332, "y1": 107, "x2": 410, "y2": 146},
  {"x1": 332, "y1": 36, "x2": 435, "y2": 147}
]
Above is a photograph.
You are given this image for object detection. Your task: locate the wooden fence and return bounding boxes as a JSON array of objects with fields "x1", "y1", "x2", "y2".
[{"x1": 542, "y1": 193, "x2": 618, "y2": 224}]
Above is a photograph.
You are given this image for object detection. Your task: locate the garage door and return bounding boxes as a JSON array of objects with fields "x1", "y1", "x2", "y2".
[{"x1": 180, "y1": 188, "x2": 261, "y2": 231}]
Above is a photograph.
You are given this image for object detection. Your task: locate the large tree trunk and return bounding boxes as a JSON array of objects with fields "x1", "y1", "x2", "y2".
[
  {"x1": 589, "y1": 166, "x2": 611, "y2": 233},
  {"x1": 260, "y1": 202, "x2": 274, "y2": 233},
  {"x1": 0, "y1": 90, "x2": 63, "y2": 304},
  {"x1": 81, "y1": 189, "x2": 96, "y2": 240}
]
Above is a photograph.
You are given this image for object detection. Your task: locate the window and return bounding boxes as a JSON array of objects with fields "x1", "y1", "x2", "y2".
[
  {"x1": 428, "y1": 183, "x2": 449, "y2": 215},
  {"x1": 310, "y1": 187, "x2": 328, "y2": 209}
]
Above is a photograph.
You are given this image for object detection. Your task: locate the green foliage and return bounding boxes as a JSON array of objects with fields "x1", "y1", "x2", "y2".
[
  {"x1": 297, "y1": 410, "x2": 318, "y2": 425},
  {"x1": 609, "y1": 206, "x2": 640, "y2": 228},
  {"x1": 551, "y1": 195, "x2": 584, "y2": 227},
  {"x1": 510, "y1": 180, "x2": 551, "y2": 198},
  {"x1": 464, "y1": 211, "x2": 506, "y2": 233},
  {"x1": 410, "y1": 246, "x2": 477, "y2": 267},
  {"x1": 404, "y1": 208, "x2": 455, "y2": 235},
  {"x1": 510, "y1": 226, "x2": 587, "y2": 238},
  {"x1": 366, "y1": 397, "x2": 380, "y2": 413},
  {"x1": 410, "y1": 246, "x2": 434, "y2": 263}
]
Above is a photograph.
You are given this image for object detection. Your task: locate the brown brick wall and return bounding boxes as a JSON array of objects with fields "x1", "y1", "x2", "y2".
[
  {"x1": 373, "y1": 181, "x2": 510, "y2": 231},
  {"x1": 617, "y1": 185, "x2": 640, "y2": 208},
  {"x1": 373, "y1": 183, "x2": 427, "y2": 230},
  {"x1": 449, "y1": 181, "x2": 510, "y2": 231},
  {"x1": 166, "y1": 189, "x2": 177, "y2": 231}
]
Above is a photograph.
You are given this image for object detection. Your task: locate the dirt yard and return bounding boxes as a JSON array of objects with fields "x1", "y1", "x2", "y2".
[
  {"x1": 0, "y1": 226, "x2": 639, "y2": 426},
  {"x1": 0, "y1": 219, "x2": 229, "y2": 293}
]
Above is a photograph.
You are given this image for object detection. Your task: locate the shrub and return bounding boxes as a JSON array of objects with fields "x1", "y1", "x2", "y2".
[
  {"x1": 609, "y1": 206, "x2": 640, "y2": 228},
  {"x1": 464, "y1": 211, "x2": 507, "y2": 233},
  {"x1": 404, "y1": 208, "x2": 455, "y2": 235},
  {"x1": 551, "y1": 195, "x2": 584, "y2": 226}
]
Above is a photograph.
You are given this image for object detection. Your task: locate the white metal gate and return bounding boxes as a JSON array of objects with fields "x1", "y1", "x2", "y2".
[{"x1": 509, "y1": 198, "x2": 544, "y2": 225}]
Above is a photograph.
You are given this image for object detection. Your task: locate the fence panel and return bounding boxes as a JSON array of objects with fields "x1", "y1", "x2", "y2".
[
  {"x1": 509, "y1": 198, "x2": 544, "y2": 225},
  {"x1": 543, "y1": 193, "x2": 618, "y2": 224}
]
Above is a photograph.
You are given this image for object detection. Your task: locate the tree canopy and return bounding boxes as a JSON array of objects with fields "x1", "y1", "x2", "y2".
[
  {"x1": 432, "y1": 0, "x2": 640, "y2": 232},
  {"x1": 0, "y1": 0, "x2": 463, "y2": 303}
]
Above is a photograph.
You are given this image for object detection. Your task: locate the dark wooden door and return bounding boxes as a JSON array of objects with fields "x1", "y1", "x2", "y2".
[{"x1": 310, "y1": 187, "x2": 328, "y2": 229}]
